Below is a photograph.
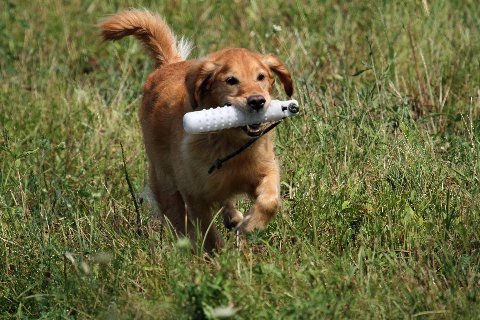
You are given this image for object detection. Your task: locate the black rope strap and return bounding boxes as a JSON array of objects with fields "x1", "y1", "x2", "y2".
[{"x1": 208, "y1": 121, "x2": 283, "y2": 174}]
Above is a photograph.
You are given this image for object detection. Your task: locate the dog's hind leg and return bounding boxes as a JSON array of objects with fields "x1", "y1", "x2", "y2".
[{"x1": 221, "y1": 199, "x2": 244, "y2": 230}]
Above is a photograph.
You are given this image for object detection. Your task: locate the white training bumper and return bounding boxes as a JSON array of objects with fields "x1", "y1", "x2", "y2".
[{"x1": 183, "y1": 99, "x2": 299, "y2": 134}]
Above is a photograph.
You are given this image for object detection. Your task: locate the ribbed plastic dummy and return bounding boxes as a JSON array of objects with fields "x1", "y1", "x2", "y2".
[{"x1": 183, "y1": 99, "x2": 299, "y2": 134}]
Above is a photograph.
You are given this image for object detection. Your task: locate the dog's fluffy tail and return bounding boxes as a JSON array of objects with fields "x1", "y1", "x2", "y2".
[{"x1": 99, "y1": 9, "x2": 192, "y2": 66}]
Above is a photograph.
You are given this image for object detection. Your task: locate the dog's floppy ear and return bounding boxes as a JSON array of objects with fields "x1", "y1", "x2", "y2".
[
  {"x1": 186, "y1": 61, "x2": 221, "y2": 109},
  {"x1": 261, "y1": 54, "x2": 293, "y2": 97}
]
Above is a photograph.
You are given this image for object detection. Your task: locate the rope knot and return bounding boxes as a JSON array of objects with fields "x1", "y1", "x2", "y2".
[{"x1": 208, "y1": 159, "x2": 224, "y2": 174}]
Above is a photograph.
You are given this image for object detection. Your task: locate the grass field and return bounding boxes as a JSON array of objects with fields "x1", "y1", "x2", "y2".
[{"x1": 1, "y1": 0, "x2": 480, "y2": 318}]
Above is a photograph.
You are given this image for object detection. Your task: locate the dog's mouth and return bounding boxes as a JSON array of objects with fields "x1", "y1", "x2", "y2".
[
  {"x1": 223, "y1": 102, "x2": 269, "y2": 137},
  {"x1": 242, "y1": 123, "x2": 267, "y2": 137}
]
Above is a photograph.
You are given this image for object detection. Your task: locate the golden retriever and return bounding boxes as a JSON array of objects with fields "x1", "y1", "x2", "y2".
[{"x1": 99, "y1": 9, "x2": 293, "y2": 252}]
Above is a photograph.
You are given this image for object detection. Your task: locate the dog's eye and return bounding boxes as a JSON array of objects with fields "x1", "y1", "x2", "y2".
[
  {"x1": 225, "y1": 77, "x2": 239, "y2": 85},
  {"x1": 257, "y1": 74, "x2": 265, "y2": 81}
]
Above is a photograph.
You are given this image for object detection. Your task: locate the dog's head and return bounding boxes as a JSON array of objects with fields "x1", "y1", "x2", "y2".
[{"x1": 186, "y1": 48, "x2": 293, "y2": 137}]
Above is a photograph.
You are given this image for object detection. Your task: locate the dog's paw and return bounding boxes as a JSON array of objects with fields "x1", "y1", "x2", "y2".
[
  {"x1": 223, "y1": 209, "x2": 244, "y2": 230},
  {"x1": 234, "y1": 215, "x2": 251, "y2": 233},
  {"x1": 223, "y1": 214, "x2": 243, "y2": 230}
]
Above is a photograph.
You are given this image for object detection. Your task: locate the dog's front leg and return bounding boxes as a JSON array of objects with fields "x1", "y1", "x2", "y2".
[
  {"x1": 221, "y1": 199, "x2": 244, "y2": 230},
  {"x1": 238, "y1": 171, "x2": 281, "y2": 233},
  {"x1": 184, "y1": 197, "x2": 225, "y2": 252}
]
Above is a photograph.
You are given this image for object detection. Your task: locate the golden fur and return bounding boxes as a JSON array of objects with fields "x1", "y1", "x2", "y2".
[{"x1": 99, "y1": 9, "x2": 293, "y2": 251}]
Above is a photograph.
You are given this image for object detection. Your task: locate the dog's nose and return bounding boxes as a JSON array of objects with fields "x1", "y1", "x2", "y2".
[{"x1": 247, "y1": 95, "x2": 266, "y2": 111}]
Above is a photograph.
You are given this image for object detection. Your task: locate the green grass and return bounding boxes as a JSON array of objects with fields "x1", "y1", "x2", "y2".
[{"x1": 1, "y1": 0, "x2": 480, "y2": 318}]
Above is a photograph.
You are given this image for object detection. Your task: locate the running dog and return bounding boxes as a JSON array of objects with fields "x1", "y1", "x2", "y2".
[{"x1": 99, "y1": 9, "x2": 293, "y2": 251}]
